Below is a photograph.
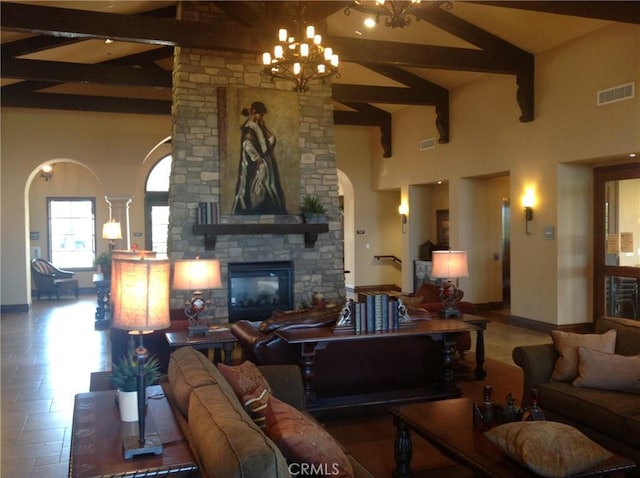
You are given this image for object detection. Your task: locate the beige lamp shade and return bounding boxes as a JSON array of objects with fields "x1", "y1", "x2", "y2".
[
  {"x1": 102, "y1": 220, "x2": 122, "y2": 240},
  {"x1": 111, "y1": 258, "x2": 171, "y2": 332},
  {"x1": 431, "y1": 251, "x2": 469, "y2": 279},
  {"x1": 173, "y1": 258, "x2": 222, "y2": 291}
]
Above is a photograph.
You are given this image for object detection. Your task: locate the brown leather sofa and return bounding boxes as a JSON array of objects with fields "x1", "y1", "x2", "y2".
[{"x1": 230, "y1": 306, "x2": 444, "y2": 400}]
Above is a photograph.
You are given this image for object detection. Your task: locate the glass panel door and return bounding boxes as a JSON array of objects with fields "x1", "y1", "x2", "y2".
[{"x1": 594, "y1": 163, "x2": 640, "y2": 321}]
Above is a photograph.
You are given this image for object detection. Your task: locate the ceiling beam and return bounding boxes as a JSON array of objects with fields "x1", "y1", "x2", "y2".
[
  {"x1": 1, "y1": 91, "x2": 170, "y2": 115},
  {"x1": 358, "y1": 64, "x2": 449, "y2": 142},
  {"x1": 1, "y1": 2, "x2": 268, "y2": 52},
  {"x1": 328, "y1": 36, "x2": 528, "y2": 74},
  {"x1": 2, "y1": 58, "x2": 172, "y2": 88},
  {"x1": 335, "y1": 102, "x2": 393, "y2": 157},
  {"x1": 332, "y1": 84, "x2": 439, "y2": 106},
  {"x1": 472, "y1": 1, "x2": 640, "y2": 24}
]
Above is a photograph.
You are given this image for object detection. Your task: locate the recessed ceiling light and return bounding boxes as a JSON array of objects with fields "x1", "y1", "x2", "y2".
[
  {"x1": 363, "y1": 17, "x2": 376, "y2": 28},
  {"x1": 630, "y1": 153, "x2": 637, "y2": 157}
]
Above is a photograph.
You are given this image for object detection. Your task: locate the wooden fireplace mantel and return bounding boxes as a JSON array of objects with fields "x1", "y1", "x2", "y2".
[{"x1": 192, "y1": 223, "x2": 329, "y2": 250}]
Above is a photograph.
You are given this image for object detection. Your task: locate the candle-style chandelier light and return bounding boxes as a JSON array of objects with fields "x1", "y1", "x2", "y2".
[
  {"x1": 345, "y1": 1, "x2": 451, "y2": 29},
  {"x1": 262, "y1": 4, "x2": 339, "y2": 93}
]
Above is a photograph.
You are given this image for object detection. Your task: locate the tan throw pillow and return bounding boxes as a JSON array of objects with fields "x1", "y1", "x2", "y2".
[
  {"x1": 484, "y1": 421, "x2": 612, "y2": 478},
  {"x1": 265, "y1": 397, "x2": 354, "y2": 478},
  {"x1": 550, "y1": 329, "x2": 616, "y2": 382},
  {"x1": 573, "y1": 347, "x2": 640, "y2": 393}
]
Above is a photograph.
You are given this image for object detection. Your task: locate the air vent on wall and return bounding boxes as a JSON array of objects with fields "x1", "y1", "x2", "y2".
[
  {"x1": 597, "y1": 82, "x2": 634, "y2": 106},
  {"x1": 419, "y1": 138, "x2": 436, "y2": 151}
]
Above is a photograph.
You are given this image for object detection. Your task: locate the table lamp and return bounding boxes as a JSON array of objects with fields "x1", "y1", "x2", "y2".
[
  {"x1": 173, "y1": 257, "x2": 222, "y2": 336},
  {"x1": 430, "y1": 250, "x2": 469, "y2": 318},
  {"x1": 111, "y1": 257, "x2": 171, "y2": 459},
  {"x1": 102, "y1": 219, "x2": 122, "y2": 251}
]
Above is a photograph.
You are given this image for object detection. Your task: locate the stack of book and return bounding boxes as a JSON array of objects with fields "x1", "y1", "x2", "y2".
[
  {"x1": 198, "y1": 202, "x2": 219, "y2": 225},
  {"x1": 349, "y1": 293, "x2": 402, "y2": 333}
]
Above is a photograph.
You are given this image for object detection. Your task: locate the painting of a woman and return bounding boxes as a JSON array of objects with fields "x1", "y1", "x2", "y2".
[{"x1": 231, "y1": 101, "x2": 286, "y2": 215}]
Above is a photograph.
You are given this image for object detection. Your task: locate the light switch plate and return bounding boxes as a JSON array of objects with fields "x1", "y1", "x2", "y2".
[{"x1": 543, "y1": 225, "x2": 555, "y2": 240}]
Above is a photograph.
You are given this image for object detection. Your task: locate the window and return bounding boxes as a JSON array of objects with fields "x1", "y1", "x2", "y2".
[
  {"x1": 48, "y1": 198, "x2": 96, "y2": 269},
  {"x1": 145, "y1": 155, "x2": 171, "y2": 255}
]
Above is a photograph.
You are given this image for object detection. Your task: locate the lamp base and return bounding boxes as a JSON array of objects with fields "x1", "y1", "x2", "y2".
[
  {"x1": 439, "y1": 307, "x2": 461, "y2": 318},
  {"x1": 123, "y1": 432, "x2": 163, "y2": 459}
]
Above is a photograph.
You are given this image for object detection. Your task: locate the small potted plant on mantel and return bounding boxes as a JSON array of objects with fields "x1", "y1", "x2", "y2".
[
  {"x1": 301, "y1": 194, "x2": 327, "y2": 224},
  {"x1": 109, "y1": 350, "x2": 161, "y2": 422}
]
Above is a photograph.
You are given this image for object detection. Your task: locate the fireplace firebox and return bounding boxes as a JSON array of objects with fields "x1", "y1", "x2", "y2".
[{"x1": 227, "y1": 261, "x2": 294, "y2": 323}]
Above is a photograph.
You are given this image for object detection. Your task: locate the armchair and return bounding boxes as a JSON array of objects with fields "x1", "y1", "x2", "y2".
[{"x1": 31, "y1": 258, "x2": 79, "y2": 300}]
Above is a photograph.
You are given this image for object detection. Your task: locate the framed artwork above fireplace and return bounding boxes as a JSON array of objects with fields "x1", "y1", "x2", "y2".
[{"x1": 219, "y1": 86, "x2": 300, "y2": 216}]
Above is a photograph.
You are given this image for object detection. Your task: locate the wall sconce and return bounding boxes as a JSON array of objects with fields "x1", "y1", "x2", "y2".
[
  {"x1": 398, "y1": 203, "x2": 408, "y2": 233},
  {"x1": 522, "y1": 189, "x2": 536, "y2": 235},
  {"x1": 39, "y1": 164, "x2": 54, "y2": 181}
]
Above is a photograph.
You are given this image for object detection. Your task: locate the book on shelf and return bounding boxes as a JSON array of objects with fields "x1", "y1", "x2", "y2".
[{"x1": 198, "y1": 202, "x2": 219, "y2": 225}]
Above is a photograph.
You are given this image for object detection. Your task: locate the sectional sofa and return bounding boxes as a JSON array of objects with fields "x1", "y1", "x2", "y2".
[{"x1": 513, "y1": 316, "x2": 640, "y2": 470}]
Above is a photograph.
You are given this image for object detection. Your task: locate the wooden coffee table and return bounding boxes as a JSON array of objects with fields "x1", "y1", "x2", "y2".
[
  {"x1": 390, "y1": 397, "x2": 636, "y2": 478},
  {"x1": 165, "y1": 326, "x2": 237, "y2": 365},
  {"x1": 69, "y1": 384, "x2": 197, "y2": 477}
]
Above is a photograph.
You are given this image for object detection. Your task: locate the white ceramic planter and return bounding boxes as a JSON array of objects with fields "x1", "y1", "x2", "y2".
[{"x1": 117, "y1": 390, "x2": 138, "y2": 422}]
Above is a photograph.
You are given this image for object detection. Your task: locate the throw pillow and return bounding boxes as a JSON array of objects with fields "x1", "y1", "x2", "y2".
[
  {"x1": 265, "y1": 397, "x2": 354, "y2": 478},
  {"x1": 550, "y1": 329, "x2": 616, "y2": 382},
  {"x1": 218, "y1": 361, "x2": 274, "y2": 429},
  {"x1": 484, "y1": 421, "x2": 612, "y2": 478},
  {"x1": 573, "y1": 347, "x2": 640, "y2": 393},
  {"x1": 218, "y1": 360, "x2": 272, "y2": 397}
]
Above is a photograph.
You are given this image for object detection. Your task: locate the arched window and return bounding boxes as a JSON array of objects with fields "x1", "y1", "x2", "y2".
[{"x1": 145, "y1": 155, "x2": 171, "y2": 255}]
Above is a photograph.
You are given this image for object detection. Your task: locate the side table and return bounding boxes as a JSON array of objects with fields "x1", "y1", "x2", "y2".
[
  {"x1": 165, "y1": 326, "x2": 237, "y2": 365},
  {"x1": 69, "y1": 384, "x2": 197, "y2": 478}
]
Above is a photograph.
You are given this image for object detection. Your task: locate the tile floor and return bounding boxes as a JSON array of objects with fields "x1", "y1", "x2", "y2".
[{"x1": 1, "y1": 297, "x2": 551, "y2": 477}]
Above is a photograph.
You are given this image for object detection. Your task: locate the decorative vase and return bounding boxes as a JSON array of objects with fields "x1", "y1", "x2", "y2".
[{"x1": 117, "y1": 390, "x2": 138, "y2": 422}]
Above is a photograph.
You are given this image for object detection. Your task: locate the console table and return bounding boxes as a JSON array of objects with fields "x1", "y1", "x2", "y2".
[
  {"x1": 69, "y1": 384, "x2": 197, "y2": 478},
  {"x1": 275, "y1": 319, "x2": 478, "y2": 412}
]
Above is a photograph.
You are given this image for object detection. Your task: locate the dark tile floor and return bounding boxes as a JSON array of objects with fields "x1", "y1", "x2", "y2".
[{"x1": 1, "y1": 297, "x2": 550, "y2": 477}]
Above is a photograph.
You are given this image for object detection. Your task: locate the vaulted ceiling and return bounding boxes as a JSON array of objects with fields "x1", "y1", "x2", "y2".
[{"x1": 2, "y1": 1, "x2": 638, "y2": 153}]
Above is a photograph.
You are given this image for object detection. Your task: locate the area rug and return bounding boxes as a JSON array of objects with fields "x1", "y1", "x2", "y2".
[{"x1": 321, "y1": 353, "x2": 524, "y2": 478}]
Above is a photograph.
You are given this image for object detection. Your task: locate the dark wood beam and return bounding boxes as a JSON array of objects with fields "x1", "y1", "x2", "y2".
[
  {"x1": 2, "y1": 58, "x2": 172, "y2": 87},
  {"x1": 418, "y1": 7, "x2": 530, "y2": 58},
  {"x1": 1, "y1": 91, "x2": 170, "y2": 115},
  {"x1": 335, "y1": 102, "x2": 393, "y2": 157},
  {"x1": 473, "y1": 1, "x2": 640, "y2": 24},
  {"x1": 358, "y1": 64, "x2": 449, "y2": 142},
  {"x1": 1, "y1": 2, "x2": 268, "y2": 53},
  {"x1": 328, "y1": 36, "x2": 527, "y2": 74},
  {"x1": 333, "y1": 84, "x2": 438, "y2": 106}
]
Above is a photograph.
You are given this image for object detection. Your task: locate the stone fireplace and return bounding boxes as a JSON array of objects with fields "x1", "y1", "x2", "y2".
[
  {"x1": 168, "y1": 2, "x2": 345, "y2": 321},
  {"x1": 227, "y1": 261, "x2": 294, "y2": 323}
]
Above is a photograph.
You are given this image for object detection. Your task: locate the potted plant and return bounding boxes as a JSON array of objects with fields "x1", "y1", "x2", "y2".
[
  {"x1": 94, "y1": 250, "x2": 112, "y2": 280},
  {"x1": 301, "y1": 194, "x2": 327, "y2": 223},
  {"x1": 109, "y1": 350, "x2": 161, "y2": 421}
]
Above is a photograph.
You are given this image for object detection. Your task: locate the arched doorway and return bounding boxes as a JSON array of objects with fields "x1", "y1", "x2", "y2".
[{"x1": 144, "y1": 155, "x2": 172, "y2": 255}]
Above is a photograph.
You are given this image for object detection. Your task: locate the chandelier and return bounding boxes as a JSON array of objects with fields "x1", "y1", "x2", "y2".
[
  {"x1": 262, "y1": 6, "x2": 339, "y2": 92},
  {"x1": 345, "y1": 1, "x2": 450, "y2": 29}
]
